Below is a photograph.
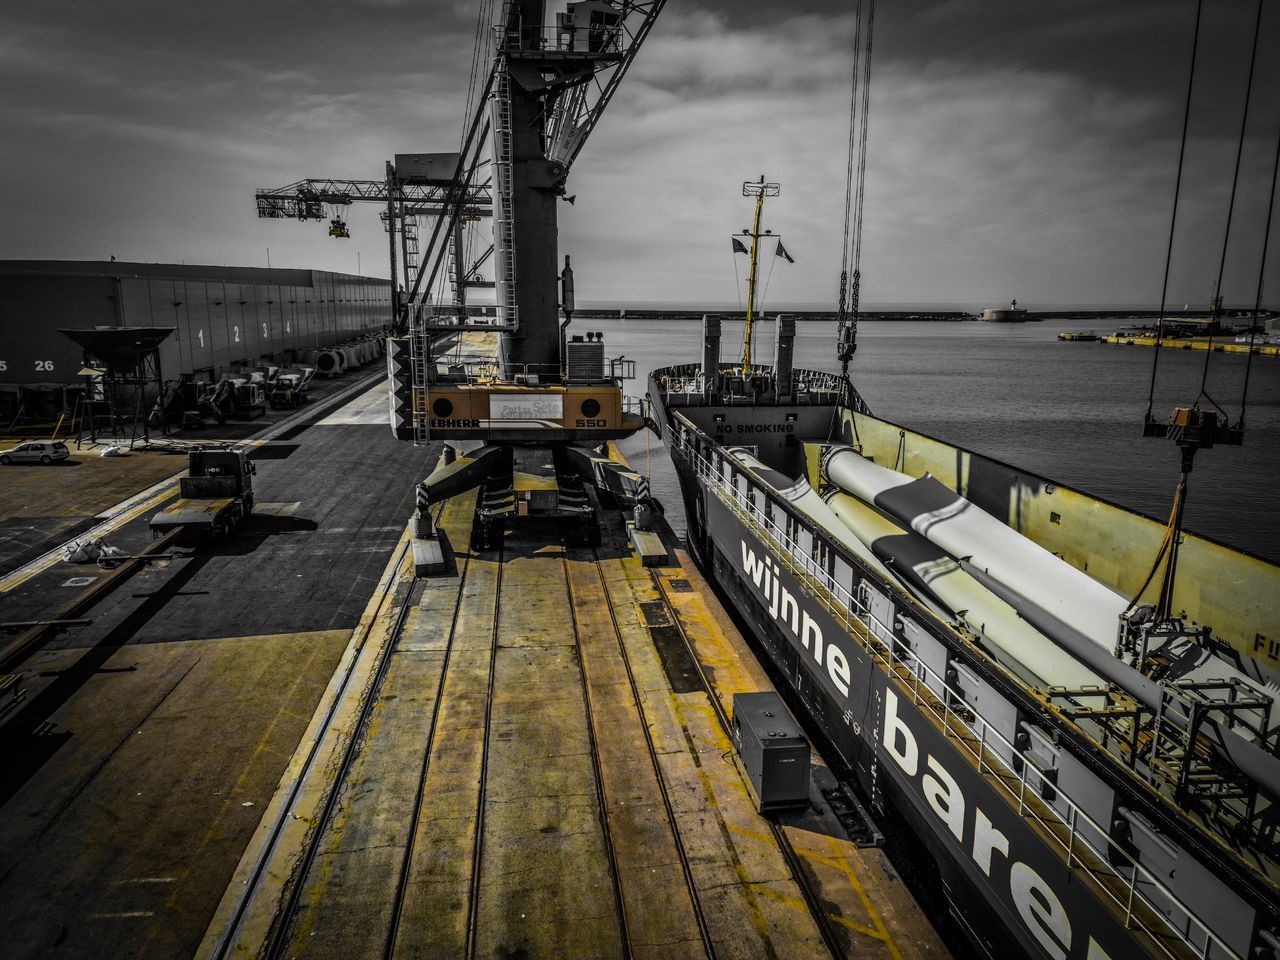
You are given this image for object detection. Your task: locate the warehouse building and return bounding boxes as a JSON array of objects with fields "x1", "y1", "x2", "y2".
[{"x1": 0, "y1": 260, "x2": 393, "y2": 422}]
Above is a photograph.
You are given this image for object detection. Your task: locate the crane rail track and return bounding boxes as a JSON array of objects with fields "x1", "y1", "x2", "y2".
[
  {"x1": 207, "y1": 498, "x2": 852, "y2": 959},
  {"x1": 207, "y1": 531, "x2": 418, "y2": 960},
  {"x1": 567, "y1": 548, "x2": 721, "y2": 960},
  {"x1": 207, "y1": 503, "x2": 508, "y2": 960},
  {"x1": 0, "y1": 526, "x2": 185, "y2": 674},
  {"x1": 642, "y1": 563, "x2": 847, "y2": 960},
  {"x1": 382, "y1": 523, "x2": 492, "y2": 960},
  {"x1": 461, "y1": 540, "x2": 503, "y2": 960}
]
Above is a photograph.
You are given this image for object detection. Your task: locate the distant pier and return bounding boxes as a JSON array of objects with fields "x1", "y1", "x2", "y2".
[{"x1": 1102, "y1": 334, "x2": 1280, "y2": 357}]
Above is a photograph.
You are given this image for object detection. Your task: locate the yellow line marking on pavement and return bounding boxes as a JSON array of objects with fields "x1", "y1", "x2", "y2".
[
  {"x1": 826, "y1": 834, "x2": 904, "y2": 959},
  {"x1": 828, "y1": 912, "x2": 888, "y2": 940},
  {"x1": 726, "y1": 822, "x2": 775, "y2": 846},
  {"x1": 0, "y1": 480, "x2": 180, "y2": 593},
  {"x1": 751, "y1": 881, "x2": 811, "y2": 913},
  {"x1": 92, "y1": 911, "x2": 156, "y2": 918}
]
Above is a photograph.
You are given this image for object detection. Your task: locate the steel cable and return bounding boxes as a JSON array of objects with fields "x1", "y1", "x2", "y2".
[
  {"x1": 1238, "y1": 41, "x2": 1280, "y2": 429},
  {"x1": 1144, "y1": 0, "x2": 1204, "y2": 423},
  {"x1": 1198, "y1": 0, "x2": 1265, "y2": 402}
]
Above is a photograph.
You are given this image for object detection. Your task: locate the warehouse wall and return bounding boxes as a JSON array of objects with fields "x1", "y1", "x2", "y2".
[{"x1": 0, "y1": 261, "x2": 393, "y2": 390}]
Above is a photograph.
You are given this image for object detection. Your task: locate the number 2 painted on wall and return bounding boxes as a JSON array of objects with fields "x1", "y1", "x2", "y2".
[{"x1": 233, "y1": 325, "x2": 241, "y2": 343}]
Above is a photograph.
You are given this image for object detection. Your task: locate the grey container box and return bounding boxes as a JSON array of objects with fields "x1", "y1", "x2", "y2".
[{"x1": 731, "y1": 691, "x2": 810, "y2": 813}]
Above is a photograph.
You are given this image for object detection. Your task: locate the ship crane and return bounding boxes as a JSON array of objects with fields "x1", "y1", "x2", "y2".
[
  {"x1": 251, "y1": 2, "x2": 666, "y2": 567},
  {"x1": 405, "y1": 0, "x2": 666, "y2": 361},
  {"x1": 386, "y1": 0, "x2": 667, "y2": 569}
]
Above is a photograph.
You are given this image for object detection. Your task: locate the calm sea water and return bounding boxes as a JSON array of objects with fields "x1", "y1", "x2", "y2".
[{"x1": 609, "y1": 317, "x2": 1280, "y2": 564}]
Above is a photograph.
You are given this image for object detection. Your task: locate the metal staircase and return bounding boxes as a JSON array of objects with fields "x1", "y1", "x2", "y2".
[{"x1": 409, "y1": 318, "x2": 431, "y2": 444}]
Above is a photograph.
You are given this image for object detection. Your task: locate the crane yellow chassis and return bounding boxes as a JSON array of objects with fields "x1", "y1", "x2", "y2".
[{"x1": 418, "y1": 381, "x2": 644, "y2": 443}]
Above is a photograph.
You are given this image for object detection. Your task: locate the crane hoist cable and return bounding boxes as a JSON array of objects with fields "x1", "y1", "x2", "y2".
[
  {"x1": 1143, "y1": 0, "x2": 1203, "y2": 424},
  {"x1": 852, "y1": 0, "x2": 874, "y2": 280},
  {"x1": 1197, "y1": 0, "x2": 1265, "y2": 407},
  {"x1": 462, "y1": 0, "x2": 495, "y2": 151},
  {"x1": 836, "y1": 0, "x2": 874, "y2": 380},
  {"x1": 1238, "y1": 86, "x2": 1280, "y2": 431},
  {"x1": 1136, "y1": 0, "x2": 1274, "y2": 624},
  {"x1": 836, "y1": 0, "x2": 865, "y2": 331}
]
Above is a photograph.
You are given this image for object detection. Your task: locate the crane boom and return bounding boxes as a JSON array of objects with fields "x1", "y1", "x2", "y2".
[
  {"x1": 255, "y1": 179, "x2": 492, "y2": 220},
  {"x1": 544, "y1": 0, "x2": 667, "y2": 169}
]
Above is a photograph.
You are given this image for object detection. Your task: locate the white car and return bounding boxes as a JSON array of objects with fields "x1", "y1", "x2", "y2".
[{"x1": 0, "y1": 440, "x2": 71, "y2": 465}]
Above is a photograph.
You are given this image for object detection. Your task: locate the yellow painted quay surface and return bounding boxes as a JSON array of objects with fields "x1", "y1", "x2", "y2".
[{"x1": 202, "y1": 456, "x2": 949, "y2": 959}]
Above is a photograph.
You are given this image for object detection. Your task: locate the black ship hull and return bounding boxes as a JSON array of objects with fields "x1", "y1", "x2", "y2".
[
  {"x1": 671, "y1": 444, "x2": 1141, "y2": 960},
  {"x1": 649, "y1": 364, "x2": 1276, "y2": 960}
]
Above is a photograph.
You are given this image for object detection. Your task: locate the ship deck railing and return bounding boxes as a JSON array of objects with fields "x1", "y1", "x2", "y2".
[
  {"x1": 650, "y1": 363, "x2": 851, "y2": 407},
  {"x1": 678, "y1": 427, "x2": 1242, "y2": 960}
]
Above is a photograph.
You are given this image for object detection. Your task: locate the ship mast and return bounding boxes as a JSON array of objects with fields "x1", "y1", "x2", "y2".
[{"x1": 740, "y1": 176, "x2": 778, "y2": 375}]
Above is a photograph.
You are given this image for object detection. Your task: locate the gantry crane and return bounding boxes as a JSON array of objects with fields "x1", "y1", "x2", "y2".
[{"x1": 255, "y1": 164, "x2": 493, "y2": 325}]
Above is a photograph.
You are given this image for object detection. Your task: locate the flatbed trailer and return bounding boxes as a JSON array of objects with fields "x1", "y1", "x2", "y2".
[
  {"x1": 149, "y1": 449, "x2": 255, "y2": 538},
  {"x1": 149, "y1": 496, "x2": 246, "y2": 537}
]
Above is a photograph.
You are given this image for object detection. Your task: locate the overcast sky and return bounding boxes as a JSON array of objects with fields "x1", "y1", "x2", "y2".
[{"x1": 2, "y1": 0, "x2": 1278, "y2": 308}]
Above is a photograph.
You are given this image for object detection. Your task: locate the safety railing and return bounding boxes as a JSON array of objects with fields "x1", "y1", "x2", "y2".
[
  {"x1": 497, "y1": 24, "x2": 623, "y2": 57},
  {"x1": 609, "y1": 357, "x2": 637, "y2": 381},
  {"x1": 650, "y1": 363, "x2": 846, "y2": 407},
  {"x1": 427, "y1": 360, "x2": 630, "y2": 388},
  {"x1": 673, "y1": 418, "x2": 1240, "y2": 960},
  {"x1": 622, "y1": 394, "x2": 649, "y2": 417}
]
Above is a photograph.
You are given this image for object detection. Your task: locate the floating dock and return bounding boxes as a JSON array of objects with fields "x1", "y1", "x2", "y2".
[{"x1": 0, "y1": 370, "x2": 950, "y2": 960}]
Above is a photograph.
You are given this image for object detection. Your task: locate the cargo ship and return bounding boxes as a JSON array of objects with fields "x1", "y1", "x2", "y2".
[
  {"x1": 648, "y1": 203, "x2": 1280, "y2": 960},
  {"x1": 646, "y1": 25, "x2": 1280, "y2": 956}
]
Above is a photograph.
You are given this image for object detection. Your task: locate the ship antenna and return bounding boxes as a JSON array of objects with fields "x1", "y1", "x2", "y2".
[
  {"x1": 739, "y1": 176, "x2": 779, "y2": 375},
  {"x1": 836, "y1": 0, "x2": 874, "y2": 383}
]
